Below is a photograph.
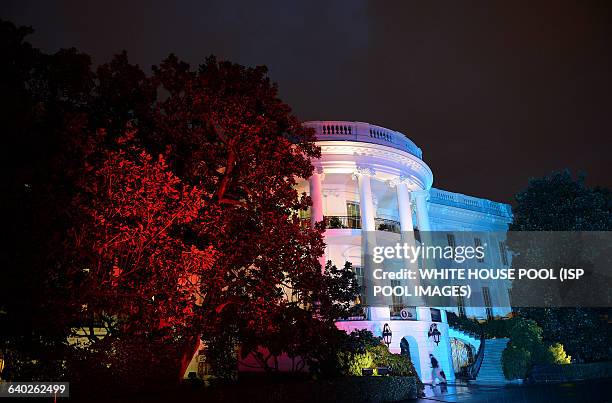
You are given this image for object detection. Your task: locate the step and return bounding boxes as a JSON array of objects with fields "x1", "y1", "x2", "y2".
[{"x1": 475, "y1": 380, "x2": 507, "y2": 384}]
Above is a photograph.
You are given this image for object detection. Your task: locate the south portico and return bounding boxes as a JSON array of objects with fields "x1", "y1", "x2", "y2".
[{"x1": 299, "y1": 120, "x2": 513, "y2": 383}]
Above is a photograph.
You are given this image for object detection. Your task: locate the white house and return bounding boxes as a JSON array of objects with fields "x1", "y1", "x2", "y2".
[{"x1": 296, "y1": 121, "x2": 514, "y2": 382}]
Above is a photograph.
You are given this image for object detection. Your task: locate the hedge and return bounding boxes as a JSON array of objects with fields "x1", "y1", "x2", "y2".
[
  {"x1": 528, "y1": 361, "x2": 612, "y2": 383},
  {"x1": 194, "y1": 376, "x2": 419, "y2": 402}
]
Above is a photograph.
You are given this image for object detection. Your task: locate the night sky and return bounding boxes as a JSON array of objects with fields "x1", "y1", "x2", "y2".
[{"x1": 3, "y1": 1, "x2": 611, "y2": 204}]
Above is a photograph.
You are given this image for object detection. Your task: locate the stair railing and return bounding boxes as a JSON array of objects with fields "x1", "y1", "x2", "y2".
[{"x1": 465, "y1": 327, "x2": 486, "y2": 379}]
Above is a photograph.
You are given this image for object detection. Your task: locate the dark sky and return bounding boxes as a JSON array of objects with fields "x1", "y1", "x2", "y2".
[{"x1": 3, "y1": 0, "x2": 611, "y2": 204}]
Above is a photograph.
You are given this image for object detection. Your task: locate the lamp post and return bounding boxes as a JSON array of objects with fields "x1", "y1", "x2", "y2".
[
  {"x1": 382, "y1": 323, "x2": 392, "y2": 348},
  {"x1": 428, "y1": 323, "x2": 441, "y2": 346}
]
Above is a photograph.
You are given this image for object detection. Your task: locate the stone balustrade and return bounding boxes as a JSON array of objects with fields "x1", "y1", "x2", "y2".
[
  {"x1": 303, "y1": 120, "x2": 423, "y2": 159},
  {"x1": 429, "y1": 188, "x2": 512, "y2": 218}
]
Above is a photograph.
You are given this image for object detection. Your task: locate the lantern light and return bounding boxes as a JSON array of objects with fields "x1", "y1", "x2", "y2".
[
  {"x1": 382, "y1": 323, "x2": 392, "y2": 348},
  {"x1": 428, "y1": 323, "x2": 441, "y2": 346}
]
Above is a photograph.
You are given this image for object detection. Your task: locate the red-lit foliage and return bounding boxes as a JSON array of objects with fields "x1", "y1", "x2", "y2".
[
  {"x1": 63, "y1": 130, "x2": 215, "y2": 383},
  {"x1": 69, "y1": 132, "x2": 214, "y2": 330},
  {"x1": 2, "y1": 20, "x2": 358, "y2": 387},
  {"x1": 144, "y1": 56, "x2": 358, "y2": 376}
]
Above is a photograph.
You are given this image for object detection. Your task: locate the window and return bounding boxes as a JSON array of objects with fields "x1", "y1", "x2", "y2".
[
  {"x1": 499, "y1": 241, "x2": 509, "y2": 266},
  {"x1": 482, "y1": 287, "x2": 493, "y2": 320},
  {"x1": 346, "y1": 201, "x2": 360, "y2": 217},
  {"x1": 390, "y1": 279, "x2": 403, "y2": 306},
  {"x1": 298, "y1": 207, "x2": 311, "y2": 228},
  {"x1": 447, "y1": 234, "x2": 456, "y2": 259},
  {"x1": 430, "y1": 308, "x2": 442, "y2": 322},
  {"x1": 346, "y1": 201, "x2": 360, "y2": 229},
  {"x1": 298, "y1": 207, "x2": 310, "y2": 220},
  {"x1": 457, "y1": 294, "x2": 466, "y2": 317},
  {"x1": 474, "y1": 237, "x2": 484, "y2": 263},
  {"x1": 353, "y1": 266, "x2": 366, "y2": 305}
]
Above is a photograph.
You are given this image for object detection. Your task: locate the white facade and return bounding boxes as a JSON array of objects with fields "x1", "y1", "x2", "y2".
[{"x1": 297, "y1": 121, "x2": 513, "y2": 382}]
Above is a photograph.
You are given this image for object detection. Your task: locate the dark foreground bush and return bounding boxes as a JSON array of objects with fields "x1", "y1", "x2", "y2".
[
  {"x1": 194, "y1": 376, "x2": 418, "y2": 403},
  {"x1": 502, "y1": 346, "x2": 531, "y2": 380},
  {"x1": 72, "y1": 374, "x2": 418, "y2": 403},
  {"x1": 528, "y1": 361, "x2": 612, "y2": 383}
]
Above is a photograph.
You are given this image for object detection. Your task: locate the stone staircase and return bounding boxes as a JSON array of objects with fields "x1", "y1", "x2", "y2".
[{"x1": 474, "y1": 338, "x2": 510, "y2": 384}]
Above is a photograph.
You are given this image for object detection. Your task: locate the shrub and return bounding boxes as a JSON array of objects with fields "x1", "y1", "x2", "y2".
[
  {"x1": 531, "y1": 343, "x2": 554, "y2": 366},
  {"x1": 507, "y1": 317, "x2": 543, "y2": 350},
  {"x1": 334, "y1": 330, "x2": 423, "y2": 395},
  {"x1": 365, "y1": 344, "x2": 389, "y2": 367},
  {"x1": 341, "y1": 329, "x2": 383, "y2": 354},
  {"x1": 517, "y1": 307, "x2": 612, "y2": 363},
  {"x1": 502, "y1": 346, "x2": 531, "y2": 379},
  {"x1": 383, "y1": 353, "x2": 419, "y2": 377},
  {"x1": 338, "y1": 351, "x2": 375, "y2": 376},
  {"x1": 548, "y1": 343, "x2": 571, "y2": 364},
  {"x1": 484, "y1": 316, "x2": 554, "y2": 379}
]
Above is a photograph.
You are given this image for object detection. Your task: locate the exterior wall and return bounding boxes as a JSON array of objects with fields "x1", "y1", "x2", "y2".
[{"x1": 427, "y1": 188, "x2": 513, "y2": 318}]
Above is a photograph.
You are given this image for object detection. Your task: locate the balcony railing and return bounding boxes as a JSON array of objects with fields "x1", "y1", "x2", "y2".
[
  {"x1": 429, "y1": 188, "x2": 512, "y2": 219},
  {"x1": 303, "y1": 121, "x2": 423, "y2": 159},
  {"x1": 324, "y1": 216, "x2": 361, "y2": 229},
  {"x1": 339, "y1": 306, "x2": 368, "y2": 321},
  {"x1": 323, "y1": 216, "x2": 401, "y2": 232},
  {"x1": 375, "y1": 218, "x2": 401, "y2": 233}
]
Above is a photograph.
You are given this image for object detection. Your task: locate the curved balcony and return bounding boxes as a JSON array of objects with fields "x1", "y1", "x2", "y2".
[{"x1": 303, "y1": 120, "x2": 423, "y2": 159}]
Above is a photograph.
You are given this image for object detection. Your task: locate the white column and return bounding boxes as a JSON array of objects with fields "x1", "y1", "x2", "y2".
[
  {"x1": 413, "y1": 190, "x2": 431, "y2": 232},
  {"x1": 309, "y1": 169, "x2": 327, "y2": 270},
  {"x1": 396, "y1": 180, "x2": 414, "y2": 232},
  {"x1": 355, "y1": 168, "x2": 375, "y2": 231},
  {"x1": 309, "y1": 169, "x2": 324, "y2": 226},
  {"x1": 416, "y1": 306, "x2": 432, "y2": 321},
  {"x1": 355, "y1": 167, "x2": 387, "y2": 321},
  {"x1": 395, "y1": 178, "x2": 425, "y2": 306}
]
